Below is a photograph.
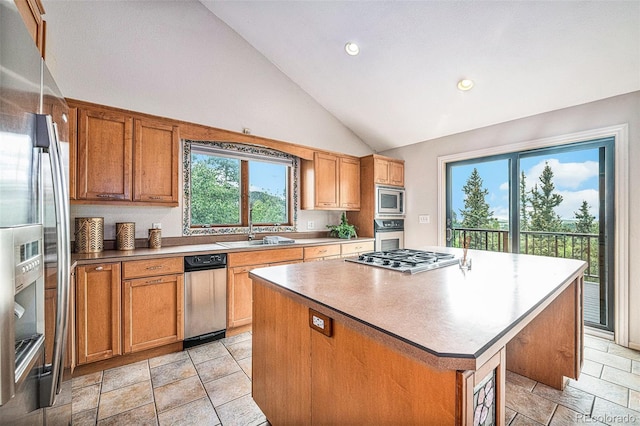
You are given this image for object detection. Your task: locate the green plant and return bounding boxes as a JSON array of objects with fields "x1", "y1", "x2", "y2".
[{"x1": 327, "y1": 212, "x2": 357, "y2": 239}]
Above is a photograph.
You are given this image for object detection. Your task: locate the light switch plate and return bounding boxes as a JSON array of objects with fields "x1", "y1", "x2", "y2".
[
  {"x1": 419, "y1": 215, "x2": 430, "y2": 224},
  {"x1": 307, "y1": 220, "x2": 315, "y2": 230}
]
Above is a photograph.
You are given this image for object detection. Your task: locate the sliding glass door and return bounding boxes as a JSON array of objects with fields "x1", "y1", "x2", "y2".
[{"x1": 445, "y1": 138, "x2": 614, "y2": 331}]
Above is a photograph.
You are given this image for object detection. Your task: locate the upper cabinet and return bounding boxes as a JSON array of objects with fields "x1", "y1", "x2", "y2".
[
  {"x1": 301, "y1": 152, "x2": 360, "y2": 211},
  {"x1": 15, "y1": 0, "x2": 46, "y2": 58},
  {"x1": 69, "y1": 100, "x2": 179, "y2": 206},
  {"x1": 373, "y1": 156, "x2": 405, "y2": 187}
]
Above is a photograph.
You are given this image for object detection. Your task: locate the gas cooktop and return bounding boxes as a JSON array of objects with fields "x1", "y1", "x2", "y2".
[{"x1": 345, "y1": 249, "x2": 458, "y2": 274}]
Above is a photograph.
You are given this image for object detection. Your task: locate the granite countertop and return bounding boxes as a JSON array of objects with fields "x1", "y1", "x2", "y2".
[
  {"x1": 71, "y1": 237, "x2": 374, "y2": 264},
  {"x1": 249, "y1": 246, "x2": 587, "y2": 369}
]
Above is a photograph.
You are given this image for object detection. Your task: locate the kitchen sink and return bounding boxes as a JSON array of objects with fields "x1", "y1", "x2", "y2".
[{"x1": 219, "y1": 236, "x2": 296, "y2": 248}]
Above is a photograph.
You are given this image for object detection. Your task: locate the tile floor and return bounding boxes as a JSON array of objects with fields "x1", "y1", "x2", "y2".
[{"x1": 69, "y1": 332, "x2": 640, "y2": 425}]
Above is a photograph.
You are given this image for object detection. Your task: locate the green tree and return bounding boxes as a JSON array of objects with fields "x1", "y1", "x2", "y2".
[
  {"x1": 190, "y1": 154, "x2": 241, "y2": 225},
  {"x1": 520, "y1": 171, "x2": 530, "y2": 231},
  {"x1": 251, "y1": 189, "x2": 287, "y2": 224},
  {"x1": 529, "y1": 162, "x2": 563, "y2": 232},
  {"x1": 459, "y1": 168, "x2": 495, "y2": 228},
  {"x1": 574, "y1": 200, "x2": 596, "y2": 233}
]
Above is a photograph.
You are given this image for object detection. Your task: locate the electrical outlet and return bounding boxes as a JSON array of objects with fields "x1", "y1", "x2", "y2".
[
  {"x1": 307, "y1": 220, "x2": 315, "y2": 230},
  {"x1": 419, "y1": 215, "x2": 430, "y2": 224},
  {"x1": 152, "y1": 222, "x2": 162, "y2": 229}
]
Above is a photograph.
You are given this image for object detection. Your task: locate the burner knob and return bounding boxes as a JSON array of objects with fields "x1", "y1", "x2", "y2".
[
  {"x1": 358, "y1": 255, "x2": 366, "y2": 261},
  {"x1": 392, "y1": 261, "x2": 402, "y2": 268},
  {"x1": 366, "y1": 257, "x2": 375, "y2": 263},
  {"x1": 383, "y1": 259, "x2": 391, "y2": 265}
]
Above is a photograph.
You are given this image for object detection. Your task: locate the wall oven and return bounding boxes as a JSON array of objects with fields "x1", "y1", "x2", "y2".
[
  {"x1": 375, "y1": 185, "x2": 405, "y2": 217},
  {"x1": 374, "y1": 219, "x2": 404, "y2": 251}
]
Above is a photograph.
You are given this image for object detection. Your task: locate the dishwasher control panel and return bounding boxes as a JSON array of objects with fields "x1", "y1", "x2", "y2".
[{"x1": 184, "y1": 253, "x2": 227, "y2": 271}]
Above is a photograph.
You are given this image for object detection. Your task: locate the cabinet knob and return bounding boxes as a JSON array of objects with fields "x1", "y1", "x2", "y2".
[{"x1": 95, "y1": 266, "x2": 103, "y2": 271}]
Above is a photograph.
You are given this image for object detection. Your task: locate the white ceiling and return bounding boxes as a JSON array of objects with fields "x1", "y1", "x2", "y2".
[{"x1": 200, "y1": 1, "x2": 640, "y2": 153}]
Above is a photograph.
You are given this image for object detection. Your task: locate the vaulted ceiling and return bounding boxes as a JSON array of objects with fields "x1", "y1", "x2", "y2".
[{"x1": 201, "y1": 1, "x2": 640, "y2": 153}]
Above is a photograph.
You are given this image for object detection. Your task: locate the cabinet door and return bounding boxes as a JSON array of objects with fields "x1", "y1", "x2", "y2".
[
  {"x1": 14, "y1": 0, "x2": 45, "y2": 57},
  {"x1": 76, "y1": 263, "x2": 121, "y2": 364},
  {"x1": 228, "y1": 264, "x2": 267, "y2": 329},
  {"x1": 133, "y1": 119, "x2": 179, "y2": 204},
  {"x1": 122, "y1": 274, "x2": 184, "y2": 353},
  {"x1": 68, "y1": 106, "x2": 78, "y2": 200},
  {"x1": 373, "y1": 158, "x2": 389, "y2": 184},
  {"x1": 44, "y1": 288, "x2": 56, "y2": 365},
  {"x1": 339, "y1": 157, "x2": 361, "y2": 210},
  {"x1": 77, "y1": 108, "x2": 133, "y2": 201},
  {"x1": 314, "y1": 152, "x2": 339, "y2": 208},
  {"x1": 388, "y1": 161, "x2": 404, "y2": 187}
]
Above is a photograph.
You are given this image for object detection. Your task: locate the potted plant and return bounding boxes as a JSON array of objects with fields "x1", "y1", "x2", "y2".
[{"x1": 327, "y1": 212, "x2": 358, "y2": 239}]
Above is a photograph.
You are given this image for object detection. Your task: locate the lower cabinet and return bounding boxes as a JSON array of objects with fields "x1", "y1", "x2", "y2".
[
  {"x1": 341, "y1": 241, "x2": 374, "y2": 257},
  {"x1": 75, "y1": 257, "x2": 184, "y2": 365},
  {"x1": 76, "y1": 262, "x2": 122, "y2": 365},
  {"x1": 303, "y1": 244, "x2": 341, "y2": 262}
]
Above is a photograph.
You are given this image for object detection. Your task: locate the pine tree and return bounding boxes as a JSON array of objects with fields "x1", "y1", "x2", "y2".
[
  {"x1": 529, "y1": 162, "x2": 564, "y2": 232},
  {"x1": 520, "y1": 171, "x2": 530, "y2": 231},
  {"x1": 459, "y1": 168, "x2": 495, "y2": 228},
  {"x1": 574, "y1": 200, "x2": 596, "y2": 233}
]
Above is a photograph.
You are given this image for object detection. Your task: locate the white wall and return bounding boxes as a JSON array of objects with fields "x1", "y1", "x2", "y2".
[
  {"x1": 42, "y1": 0, "x2": 369, "y2": 238},
  {"x1": 382, "y1": 91, "x2": 640, "y2": 348}
]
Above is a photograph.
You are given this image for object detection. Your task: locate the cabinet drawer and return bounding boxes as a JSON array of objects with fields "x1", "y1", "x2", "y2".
[
  {"x1": 304, "y1": 245, "x2": 341, "y2": 260},
  {"x1": 228, "y1": 247, "x2": 303, "y2": 267},
  {"x1": 341, "y1": 241, "x2": 374, "y2": 256},
  {"x1": 122, "y1": 257, "x2": 183, "y2": 279}
]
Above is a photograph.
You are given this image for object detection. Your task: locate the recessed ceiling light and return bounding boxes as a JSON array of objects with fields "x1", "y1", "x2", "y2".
[
  {"x1": 457, "y1": 79, "x2": 474, "y2": 91},
  {"x1": 345, "y1": 42, "x2": 360, "y2": 56}
]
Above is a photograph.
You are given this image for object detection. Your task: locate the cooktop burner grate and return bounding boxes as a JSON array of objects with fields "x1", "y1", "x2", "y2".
[{"x1": 345, "y1": 249, "x2": 458, "y2": 274}]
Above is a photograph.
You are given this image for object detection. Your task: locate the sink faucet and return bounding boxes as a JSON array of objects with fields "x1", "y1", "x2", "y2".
[{"x1": 248, "y1": 205, "x2": 255, "y2": 241}]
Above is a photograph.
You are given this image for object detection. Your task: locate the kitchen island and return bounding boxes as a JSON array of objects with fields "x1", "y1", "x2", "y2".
[{"x1": 249, "y1": 248, "x2": 587, "y2": 425}]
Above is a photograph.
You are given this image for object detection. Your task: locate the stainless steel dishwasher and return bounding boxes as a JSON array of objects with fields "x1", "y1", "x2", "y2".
[{"x1": 183, "y1": 253, "x2": 227, "y2": 348}]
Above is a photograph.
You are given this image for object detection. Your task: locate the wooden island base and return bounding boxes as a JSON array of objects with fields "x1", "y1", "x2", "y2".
[{"x1": 251, "y1": 275, "x2": 583, "y2": 425}]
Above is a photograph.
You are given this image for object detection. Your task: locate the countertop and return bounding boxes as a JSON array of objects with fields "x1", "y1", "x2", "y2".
[
  {"x1": 249, "y1": 246, "x2": 587, "y2": 370},
  {"x1": 71, "y1": 237, "x2": 374, "y2": 264}
]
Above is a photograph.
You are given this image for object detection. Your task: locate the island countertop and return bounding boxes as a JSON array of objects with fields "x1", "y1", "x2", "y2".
[{"x1": 250, "y1": 246, "x2": 587, "y2": 370}]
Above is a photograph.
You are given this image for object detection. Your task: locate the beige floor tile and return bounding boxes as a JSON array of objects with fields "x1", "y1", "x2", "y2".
[
  {"x1": 154, "y1": 375, "x2": 207, "y2": 413},
  {"x1": 509, "y1": 413, "x2": 544, "y2": 425},
  {"x1": 549, "y1": 405, "x2": 606, "y2": 426},
  {"x1": 584, "y1": 335, "x2": 611, "y2": 352},
  {"x1": 583, "y1": 359, "x2": 605, "y2": 378},
  {"x1": 157, "y1": 397, "x2": 221, "y2": 426},
  {"x1": 568, "y1": 373, "x2": 629, "y2": 406},
  {"x1": 97, "y1": 402, "x2": 157, "y2": 426},
  {"x1": 238, "y1": 356, "x2": 252, "y2": 379},
  {"x1": 532, "y1": 381, "x2": 594, "y2": 414},
  {"x1": 591, "y1": 397, "x2": 640, "y2": 424},
  {"x1": 585, "y1": 347, "x2": 632, "y2": 372},
  {"x1": 630, "y1": 390, "x2": 640, "y2": 411},
  {"x1": 72, "y1": 371, "x2": 103, "y2": 389},
  {"x1": 205, "y1": 370, "x2": 252, "y2": 407},
  {"x1": 97, "y1": 380, "x2": 154, "y2": 420},
  {"x1": 608, "y1": 344, "x2": 640, "y2": 362},
  {"x1": 633, "y1": 360, "x2": 640, "y2": 376},
  {"x1": 505, "y1": 381, "x2": 557, "y2": 425},
  {"x1": 72, "y1": 408, "x2": 97, "y2": 426},
  {"x1": 72, "y1": 383, "x2": 101, "y2": 413},
  {"x1": 196, "y1": 353, "x2": 242, "y2": 383},
  {"x1": 102, "y1": 360, "x2": 150, "y2": 393},
  {"x1": 151, "y1": 357, "x2": 197, "y2": 388},
  {"x1": 216, "y1": 394, "x2": 266, "y2": 426},
  {"x1": 45, "y1": 402, "x2": 72, "y2": 426},
  {"x1": 188, "y1": 341, "x2": 229, "y2": 365},
  {"x1": 601, "y1": 365, "x2": 640, "y2": 392},
  {"x1": 505, "y1": 406, "x2": 517, "y2": 424},
  {"x1": 507, "y1": 370, "x2": 537, "y2": 392},
  {"x1": 149, "y1": 349, "x2": 190, "y2": 369},
  {"x1": 226, "y1": 339, "x2": 252, "y2": 361},
  {"x1": 222, "y1": 332, "x2": 252, "y2": 346}
]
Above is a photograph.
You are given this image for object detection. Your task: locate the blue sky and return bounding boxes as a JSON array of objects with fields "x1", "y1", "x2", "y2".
[
  {"x1": 451, "y1": 149, "x2": 599, "y2": 222},
  {"x1": 249, "y1": 161, "x2": 287, "y2": 198}
]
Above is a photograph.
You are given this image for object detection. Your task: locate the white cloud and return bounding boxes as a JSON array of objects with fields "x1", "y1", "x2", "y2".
[
  {"x1": 555, "y1": 189, "x2": 599, "y2": 219},
  {"x1": 499, "y1": 182, "x2": 509, "y2": 191},
  {"x1": 525, "y1": 158, "x2": 598, "y2": 190}
]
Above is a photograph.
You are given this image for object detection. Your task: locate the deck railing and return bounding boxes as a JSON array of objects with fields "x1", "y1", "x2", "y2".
[{"x1": 451, "y1": 227, "x2": 600, "y2": 283}]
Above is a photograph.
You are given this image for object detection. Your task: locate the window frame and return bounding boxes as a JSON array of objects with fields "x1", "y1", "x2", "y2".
[{"x1": 183, "y1": 139, "x2": 298, "y2": 236}]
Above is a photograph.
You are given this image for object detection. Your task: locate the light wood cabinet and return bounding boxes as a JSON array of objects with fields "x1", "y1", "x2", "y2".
[
  {"x1": 76, "y1": 262, "x2": 122, "y2": 365},
  {"x1": 70, "y1": 100, "x2": 180, "y2": 206},
  {"x1": 77, "y1": 107, "x2": 133, "y2": 201},
  {"x1": 227, "y1": 248, "x2": 303, "y2": 332},
  {"x1": 133, "y1": 119, "x2": 179, "y2": 205},
  {"x1": 303, "y1": 244, "x2": 341, "y2": 262},
  {"x1": 14, "y1": 0, "x2": 46, "y2": 58},
  {"x1": 341, "y1": 240, "x2": 374, "y2": 257},
  {"x1": 301, "y1": 152, "x2": 360, "y2": 211},
  {"x1": 373, "y1": 156, "x2": 404, "y2": 187}
]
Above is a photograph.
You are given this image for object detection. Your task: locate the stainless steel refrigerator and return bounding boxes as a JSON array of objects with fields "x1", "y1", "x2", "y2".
[{"x1": 0, "y1": 0, "x2": 72, "y2": 424}]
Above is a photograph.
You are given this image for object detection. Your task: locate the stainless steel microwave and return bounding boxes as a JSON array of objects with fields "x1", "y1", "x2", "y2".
[{"x1": 375, "y1": 185, "x2": 405, "y2": 217}]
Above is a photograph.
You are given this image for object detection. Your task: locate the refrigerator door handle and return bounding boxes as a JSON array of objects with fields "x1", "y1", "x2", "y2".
[{"x1": 35, "y1": 114, "x2": 70, "y2": 407}]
